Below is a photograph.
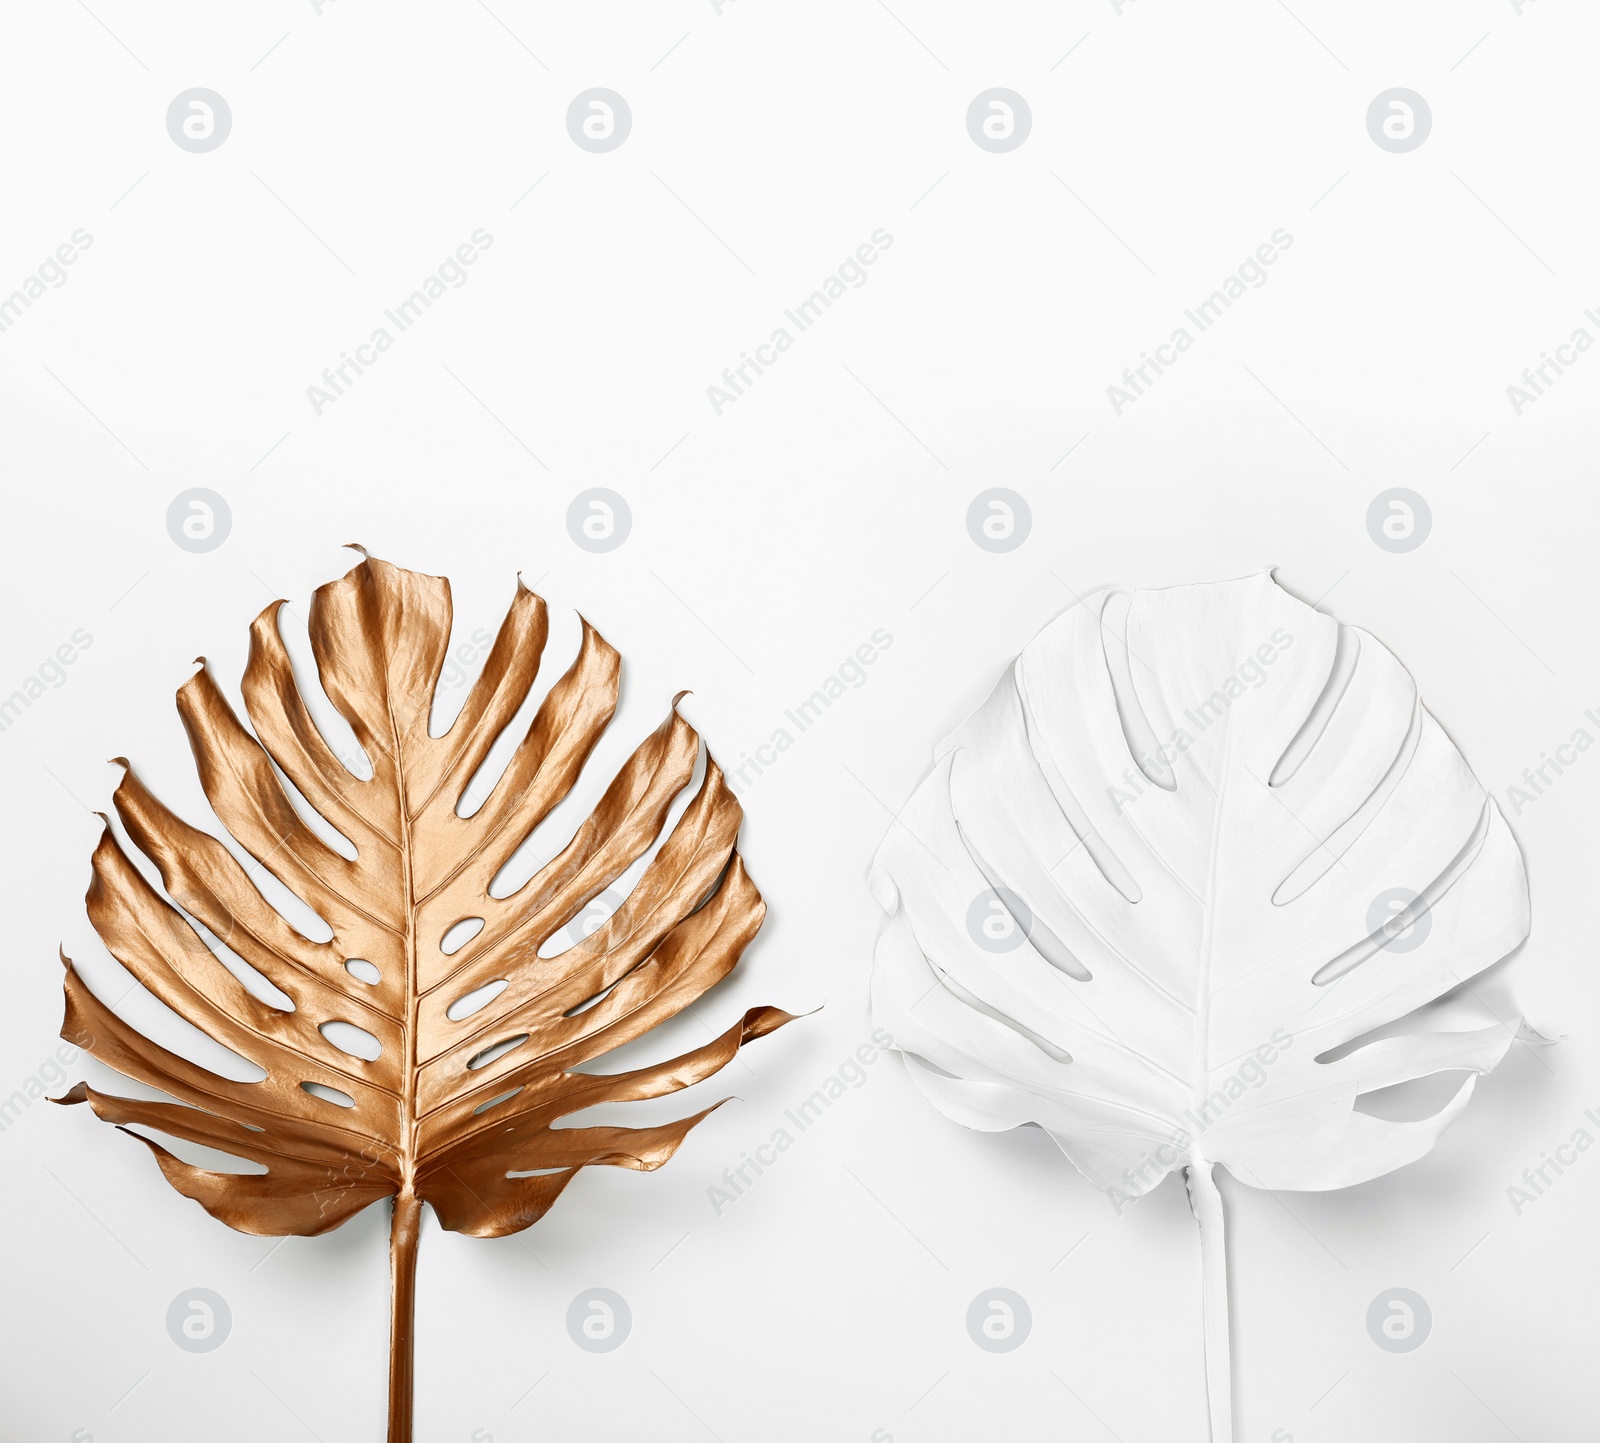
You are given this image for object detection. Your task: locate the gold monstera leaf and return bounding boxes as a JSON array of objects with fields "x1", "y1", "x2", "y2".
[{"x1": 58, "y1": 551, "x2": 791, "y2": 1441}]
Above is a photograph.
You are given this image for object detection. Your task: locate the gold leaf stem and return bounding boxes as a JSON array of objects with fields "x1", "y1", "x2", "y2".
[{"x1": 388, "y1": 1188, "x2": 422, "y2": 1443}]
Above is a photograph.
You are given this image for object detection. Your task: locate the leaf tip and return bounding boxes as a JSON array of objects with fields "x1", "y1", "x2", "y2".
[
  {"x1": 343, "y1": 541, "x2": 370, "y2": 558},
  {"x1": 736, "y1": 1005, "x2": 810, "y2": 1049},
  {"x1": 1518, "y1": 1019, "x2": 1562, "y2": 1047}
]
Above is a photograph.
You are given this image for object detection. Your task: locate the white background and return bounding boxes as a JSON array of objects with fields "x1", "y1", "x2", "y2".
[{"x1": 1, "y1": 1, "x2": 1597, "y2": 1440}]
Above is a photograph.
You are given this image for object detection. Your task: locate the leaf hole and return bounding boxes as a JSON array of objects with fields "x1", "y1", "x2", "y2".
[
  {"x1": 1311, "y1": 803, "x2": 1490, "y2": 985},
  {"x1": 1270, "y1": 625, "x2": 1358, "y2": 786},
  {"x1": 270, "y1": 603, "x2": 375, "y2": 780},
  {"x1": 1313, "y1": 983, "x2": 1495, "y2": 1065},
  {"x1": 319, "y1": 1020, "x2": 382, "y2": 1061},
  {"x1": 964, "y1": 849, "x2": 1092, "y2": 982},
  {"x1": 473, "y1": 1086, "x2": 524, "y2": 1116},
  {"x1": 457, "y1": 612, "x2": 590, "y2": 829},
  {"x1": 440, "y1": 917, "x2": 485, "y2": 956},
  {"x1": 1012, "y1": 660, "x2": 1143, "y2": 904},
  {"x1": 564, "y1": 976, "x2": 627, "y2": 1019},
  {"x1": 164, "y1": 897, "x2": 298, "y2": 1011},
  {"x1": 447, "y1": 979, "x2": 509, "y2": 1021},
  {"x1": 467, "y1": 1034, "x2": 529, "y2": 1070},
  {"x1": 539, "y1": 887, "x2": 626, "y2": 957},
  {"x1": 428, "y1": 623, "x2": 499, "y2": 738},
  {"x1": 80, "y1": 963, "x2": 265, "y2": 1082},
  {"x1": 344, "y1": 958, "x2": 382, "y2": 985},
  {"x1": 1273, "y1": 700, "x2": 1423, "y2": 906},
  {"x1": 929, "y1": 958, "x2": 1073, "y2": 1065},
  {"x1": 244, "y1": 864, "x2": 335, "y2": 944},
  {"x1": 269, "y1": 760, "x2": 360, "y2": 861},
  {"x1": 301, "y1": 1080, "x2": 355, "y2": 1108},
  {"x1": 1100, "y1": 589, "x2": 1176, "y2": 792},
  {"x1": 1354, "y1": 1071, "x2": 1473, "y2": 1122}
]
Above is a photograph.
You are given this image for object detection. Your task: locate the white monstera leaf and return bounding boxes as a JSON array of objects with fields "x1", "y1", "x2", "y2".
[{"x1": 868, "y1": 573, "x2": 1532, "y2": 1439}]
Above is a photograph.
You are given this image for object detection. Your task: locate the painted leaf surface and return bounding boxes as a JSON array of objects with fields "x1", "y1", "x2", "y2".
[
  {"x1": 869, "y1": 573, "x2": 1530, "y2": 1198},
  {"x1": 61, "y1": 554, "x2": 789, "y2": 1238}
]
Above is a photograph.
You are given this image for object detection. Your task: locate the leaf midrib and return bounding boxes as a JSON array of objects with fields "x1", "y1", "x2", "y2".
[
  {"x1": 390, "y1": 693, "x2": 420, "y2": 1195},
  {"x1": 1189, "y1": 709, "x2": 1235, "y2": 1128}
]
